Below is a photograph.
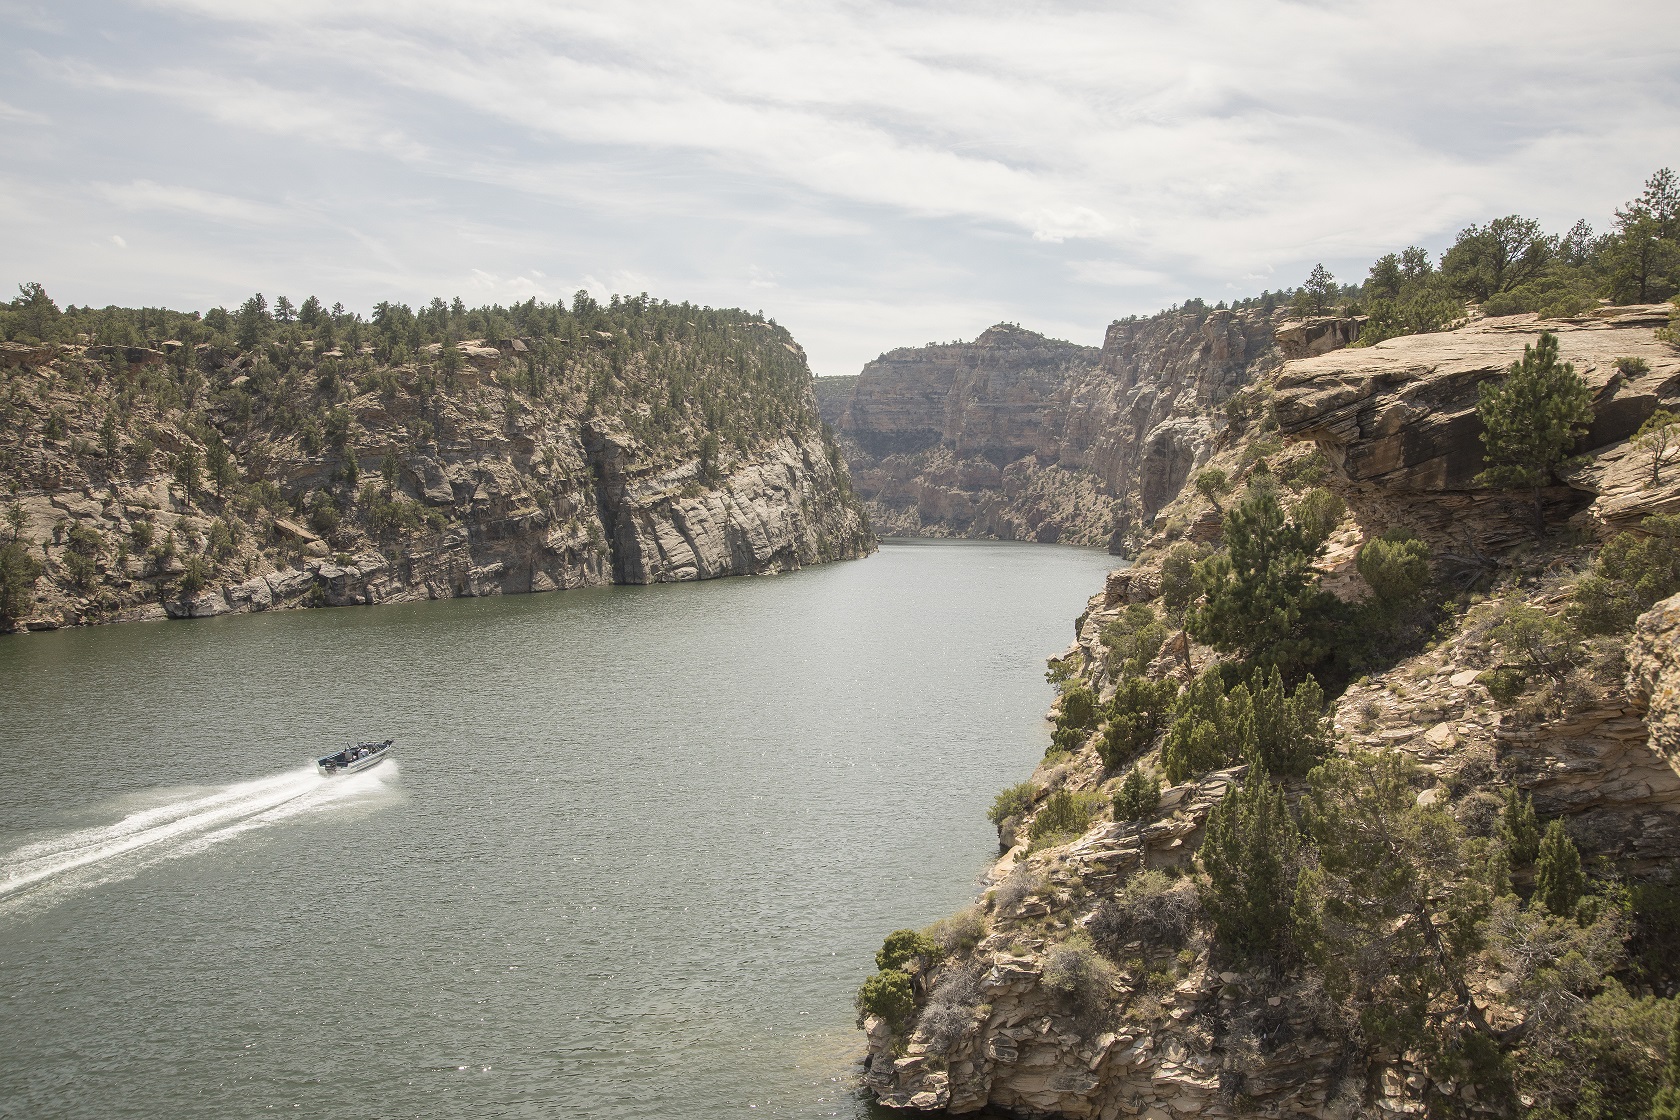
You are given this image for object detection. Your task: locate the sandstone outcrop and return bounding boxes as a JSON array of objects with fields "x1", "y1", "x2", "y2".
[
  {"x1": 1, "y1": 312, "x2": 873, "y2": 630},
  {"x1": 863, "y1": 306, "x2": 1680, "y2": 1119},
  {"x1": 1272, "y1": 306, "x2": 1680, "y2": 554},
  {"x1": 823, "y1": 309, "x2": 1288, "y2": 552}
]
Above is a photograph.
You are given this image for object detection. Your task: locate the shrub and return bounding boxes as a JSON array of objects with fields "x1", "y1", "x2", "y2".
[
  {"x1": 1057, "y1": 684, "x2": 1099, "y2": 731},
  {"x1": 1634, "y1": 409, "x2": 1680, "y2": 486},
  {"x1": 1111, "y1": 768, "x2": 1162, "y2": 823},
  {"x1": 992, "y1": 866, "x2": 1044, "y2": 913},
  {"x1": 177, "y1": 555, "x2": 210, "y2": 598},
  {"x1": 1615, "y1": 356, "x2": 1652, "y2": 376},
  {"x1": 1498, "y1": 788, "x2": 1541, "y2": 866},
  {"x1": 1102, "y1": 603, "x2": 1167, "y2": 678},
  {"x1": 1194, "y1": 467, "x2": 1229, "y2": 507},
  {"x1": 924, "y1": 906, "x2": 987, "y2": 957},
  {"x1": 1091, "y1": 871, "x2": 1199, "y2": 953},
  {"x1": 1479, "y1": 666, "x2": 1529, "y2": 704},
  {"x1": 855, "y1": 969, "x2": 915, "y2": 1031},
  {"x1": 1570, "y1": 515, "x2": 1680, "y2": 634},
  {"x1": 1291, "y1": 487, "x2": 1345, "y2": 548},
  {"x1": 1029, "y1": 788, "x2": 1102, "y2": 844},
  {"x1": 877, "y1": 928, "x2": 943, "y2": 974},
  {"x1": 988, "y1": 782, "x2": 1039, "y2": 828},
  {"x1": 1188, "y1": 486, "x2": 1342, "y2": 680},
  {"x1": 1534, "y1": 820, "x2": 1586, "y2": 917},
  {"x1": 1198, "y1": 763, "x2": 1301, "y2": 963},
  {"x1": 1473, "y1": 330, "x2": 1594, "y2": 534},
  {"x1": 1098, "y1": 675, "x2": 1178, "y2": 770},
  {"x1": 917, "y1": 967, "x2": 983, "y2": 1055},
  {"x1": 1490, "y1": 595, "x2": 1580, "y2": 683},
  {"x1": 1159, "y1": 543, "x2": 1202, "y2": 622},
  {"x1": 1357, "y1": 532, "x2": 1431, "y2": 603},
  {"x1": 1041, "y1": 935, "x2": 1117, "y2": 1011}
]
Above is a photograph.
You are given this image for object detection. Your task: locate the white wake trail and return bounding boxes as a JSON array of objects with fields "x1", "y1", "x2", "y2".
[{"x1": 0, "y1": 764, "x2": 394, "y2": 910}]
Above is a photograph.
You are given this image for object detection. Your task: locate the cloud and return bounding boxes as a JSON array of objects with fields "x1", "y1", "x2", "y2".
[
  {"x1": 2, "y1": 0, "x2": 1677, "y2": 374},
  {"x1": 96, "y1": 180, "x2": 293, "y2": 226}
]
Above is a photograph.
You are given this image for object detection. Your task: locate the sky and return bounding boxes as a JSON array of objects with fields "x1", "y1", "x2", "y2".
[{"x1": 1, "y1": 1, "x2": 1677, "y2": 376}]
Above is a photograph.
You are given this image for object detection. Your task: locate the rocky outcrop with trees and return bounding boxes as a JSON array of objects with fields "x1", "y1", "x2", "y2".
[
  {"x1": 855, "y1": 285, "x2": 1680, "y2": 1117},
  {"x1": 0, "y1": 289, "x2": 873, "y2": 631},
  {"x1": 822, "y1": 312, "x2": 1283, "y2": 553}
]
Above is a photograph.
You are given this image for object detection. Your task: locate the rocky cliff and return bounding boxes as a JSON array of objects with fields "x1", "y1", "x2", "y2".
[
  {"x1": 823, "y1": 310, "x2": 1285, "y2": 552},
  {"x1": 0, "y1": 297, "x2": 872, "y2": 630},
  {"x1": 858, "y1": 305, "x2": 1680, "y2": 1119}
]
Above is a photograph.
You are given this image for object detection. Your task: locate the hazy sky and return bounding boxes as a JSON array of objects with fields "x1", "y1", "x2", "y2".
[{"x1": 2, "y1": 1, "x2": 1677, "y2": 375}]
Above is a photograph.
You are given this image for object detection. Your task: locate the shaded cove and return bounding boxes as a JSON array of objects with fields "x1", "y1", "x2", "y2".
[{"x1": 0, "y1": 539, "x2": 1117, "y2": 1119}]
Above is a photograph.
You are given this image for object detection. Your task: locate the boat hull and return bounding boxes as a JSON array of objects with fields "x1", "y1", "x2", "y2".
[{"x1": 316, "y1": 740, "x2": 394, "y2": 776}]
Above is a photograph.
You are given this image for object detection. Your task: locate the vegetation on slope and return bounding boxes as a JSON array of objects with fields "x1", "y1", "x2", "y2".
[
  {"x1": 0, "y1": 285, "x2": 854, "y2": 628},
  {"x1": 860, "y1": 318, "x2": 1680, "y2": 1117}
]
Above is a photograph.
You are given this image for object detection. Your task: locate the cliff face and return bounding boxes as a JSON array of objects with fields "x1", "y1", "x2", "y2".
[
  {"x1": 860, "y1": 308, "x2": 1680, "y2": 1119},
  {"x1": 0, "y1": 307, "x2": 872, "y2": 630},
  {"x1": 824, "y1": 311, "x2": 1284, "y2": 552}
]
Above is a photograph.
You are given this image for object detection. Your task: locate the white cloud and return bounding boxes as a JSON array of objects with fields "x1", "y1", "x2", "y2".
[
  {"x1": 2, "y1": 0, "x2": 1676, "y2": 374},
  {"x1": 110, "y1": 234, "x2": 126, "y2": 248}
]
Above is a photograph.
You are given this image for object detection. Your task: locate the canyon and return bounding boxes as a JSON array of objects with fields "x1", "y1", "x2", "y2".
[{"x1": 857, "y1": 303, "x2": 1680, "y2": 1119}]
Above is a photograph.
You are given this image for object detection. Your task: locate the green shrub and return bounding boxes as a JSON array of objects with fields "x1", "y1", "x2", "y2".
[
  {"x1": 1291, "y1": 487, "x2": 1345, "y2": 548},
  {"x1": 1029, "y1": 788, "x2": 1102, "y2": 844},
  {"x1": 855, "y1": 969, "x2": 915, "y2": 1031},
  {"x1": 1570, "y1": 515, "x2": 1680, "y2": 635},
  {"x1": 1198, "y1": 763, "x2": 1300, "y2": 963},
  {"x1": 1498, "y1": 788, "x2": 1541, "y2": 866},
  {"x1": 1188, "y1": 486, "x2": 1343, "y2": 681},
  {"x1": 876, "y1": 929, "x2": 943, "y2": 973},
  {"x1": 1534, "y1": 820, "x2": 1586, "y2": 917},
  {"x1": 1159, "y1": 543, "x2": 1202, "y2": 622},
  {"x1": 1479, "y1": 666, "x2": 1529, "y2": 705},
  {"x1": 1098, "y1": 674, "x2": 1179, "y2": 770},
  {"x1": 988, "y1": 782, "x2": 1039, "y2": 827},
  {"x1": 1058, "y1": 683, "x2": 1099, "y2": 731},
  {"x1": 1490, "y1": 596, "x2": 1580, "y2": 683},
  {"x1": 177, "y1": 555, "x2": 210, "y2": 598},
  {"x1": 1111, "y1": 768, "x2": 1162, "y2": 822},
  {"x1": 1101, "y1": 603, "x2": 1167, "y2": 677},
  {"x1": 1357, "y1": 532, "x2": 1431, "y2": 603}
]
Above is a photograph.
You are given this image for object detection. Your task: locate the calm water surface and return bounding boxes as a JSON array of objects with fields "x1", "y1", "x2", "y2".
[{"x1": 0, "y1": 540, "x2": 1117, "y2": 1119}]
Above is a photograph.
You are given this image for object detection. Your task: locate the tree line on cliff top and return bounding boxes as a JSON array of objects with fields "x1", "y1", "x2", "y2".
[
  {"x1": 0, "y1": 285, "x2": 844, "y2": 627},
  {"x1": 1126, "y1": 168, "x2": 1680, "y2": 348}
]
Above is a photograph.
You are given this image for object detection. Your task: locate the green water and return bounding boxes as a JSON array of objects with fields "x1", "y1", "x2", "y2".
[{"x1": 0, "y1": 539, "x2": 1117, "y2": 1119}]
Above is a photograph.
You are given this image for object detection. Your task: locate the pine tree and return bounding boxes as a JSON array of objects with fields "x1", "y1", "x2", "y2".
[
  {"x1": 1188, "y1": 487, "x2": 1342, "y2": 680},
  {"x1": 1498, "y1": 788, "x2": 1540, "y2": 866},
  {"x1": 1198, "y1": 763, "x2": 1300, "y2": 962},
  {"x1": 1112, "y1": 767, "x2": 1161, "y2": 822},
  {"x1": 1534, "y1": 819, "x2": 1586, "y2": 917},
  {"x1": 1294, "y1": 750, "x2": 1487, "y2": 1044},
  {"x1": 1473, "y1": 331, "x2": 1594, "y2": 534}
]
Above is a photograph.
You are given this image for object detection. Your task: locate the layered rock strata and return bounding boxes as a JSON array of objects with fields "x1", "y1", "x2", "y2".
[
  {"x1": 823, "y1": 310, "x2": 1293, "y2": 552},
  {"x1": 862, "y1": 308, "x2": 1680, "y2": 1118},
  {"x1": 2, "y1": 329, "x2": 871, "y2": 630}
]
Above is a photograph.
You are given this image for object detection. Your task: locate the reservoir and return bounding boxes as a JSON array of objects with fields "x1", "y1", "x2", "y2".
[{"x1": 0, "y1": 539, "x2": 1117, "y2": 1119}]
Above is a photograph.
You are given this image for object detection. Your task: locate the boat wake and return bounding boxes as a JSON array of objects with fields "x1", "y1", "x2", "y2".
[{"x1": 0, "y1": 763, "x2": 396, "y2": 916}]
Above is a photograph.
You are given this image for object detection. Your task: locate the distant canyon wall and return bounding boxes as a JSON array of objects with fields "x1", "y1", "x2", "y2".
[{"x1": 820, "y1": 311, "x2": 1284, "y2": 553}]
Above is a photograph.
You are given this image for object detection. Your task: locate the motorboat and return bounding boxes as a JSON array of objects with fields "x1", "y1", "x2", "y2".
[{"x1": 317, "y1": 739, "x2": 394, "y2": 776}]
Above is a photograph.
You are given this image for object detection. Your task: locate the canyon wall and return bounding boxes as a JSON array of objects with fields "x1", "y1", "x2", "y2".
[
  {"x1": 821, "y1": 310, "x2": 1283, "y2": 552},
  {"x1": 0, "y1": 314, "x2": 872, "y2": 630},
  {"x1": 859, "y1": 306, "x2": 1680, "y2": 1119}
]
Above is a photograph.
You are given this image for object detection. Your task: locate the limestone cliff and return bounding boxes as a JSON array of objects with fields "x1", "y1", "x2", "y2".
[
  {"x1": 823, "y1": 310, "x2": 1289, "y2": 552},
  {"x1": 0, "y1": 299, "x2": 872, "y2": 630},
  {"x1": 859, "y1": 307, "x2": 1680, "y2": 1119}
]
